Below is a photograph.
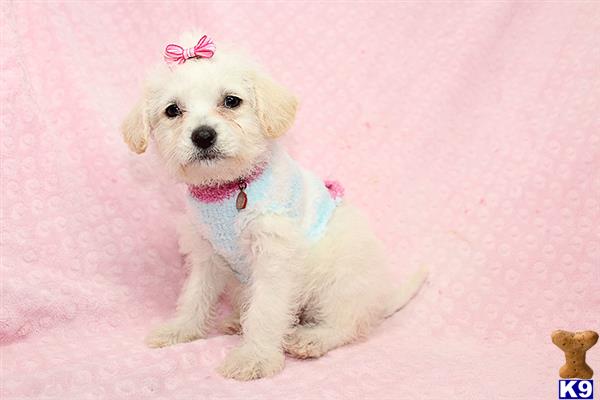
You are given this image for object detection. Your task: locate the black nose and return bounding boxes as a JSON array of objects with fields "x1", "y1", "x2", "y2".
[{"x1": 191, "y1": 126, "x2": 217, "y2": 149}]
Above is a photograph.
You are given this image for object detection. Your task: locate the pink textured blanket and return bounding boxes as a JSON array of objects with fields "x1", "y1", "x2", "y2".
[{"x1": 1, "y1": 2, "x2": 599, "y2": 399}]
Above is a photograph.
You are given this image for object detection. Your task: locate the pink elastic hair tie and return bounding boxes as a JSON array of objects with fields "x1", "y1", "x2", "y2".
[{"x1": 164, "y1": 35, "x2": 215, "y2": 65}]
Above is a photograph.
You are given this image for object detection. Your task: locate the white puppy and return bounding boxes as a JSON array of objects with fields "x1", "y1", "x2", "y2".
[{"x1": 122, "y1": 33, "x2": 426, "y2": 380}]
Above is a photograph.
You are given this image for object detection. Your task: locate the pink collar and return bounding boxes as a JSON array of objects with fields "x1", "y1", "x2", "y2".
[{"x1": 188, "y1": 167, "x2": 264, "y2": 203}]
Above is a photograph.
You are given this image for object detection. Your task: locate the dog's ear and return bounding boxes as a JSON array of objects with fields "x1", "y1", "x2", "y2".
[
  {"x1": 121, "y1": 97, "x2": 150, "y2": 154},
  {"x1": 254, "y1": 72, "x2": 298, "y2": 138}
]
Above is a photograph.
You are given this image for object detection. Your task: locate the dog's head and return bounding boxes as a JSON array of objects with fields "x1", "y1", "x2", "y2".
[{"x1": 121, "y1": 34, "x2": 298, "y2": 185}]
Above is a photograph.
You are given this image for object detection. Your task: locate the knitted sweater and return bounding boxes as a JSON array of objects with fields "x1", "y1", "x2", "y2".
[{"x1": 186, "y1": 147, "x2": 343, "y2": 283}]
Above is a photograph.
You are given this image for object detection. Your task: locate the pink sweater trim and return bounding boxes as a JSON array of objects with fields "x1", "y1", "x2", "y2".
[
  {"x1": 188, "y1": 168, "x2": 264, "y2": 203},
  {"x1": 324, "y1": 180, "x2": 344, "y2": 199},
  {"x1": 189, "y1": 172, "x2": 344, "y2": 203}
]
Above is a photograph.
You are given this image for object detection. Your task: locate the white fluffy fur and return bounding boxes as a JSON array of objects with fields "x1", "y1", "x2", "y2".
[{"x1": 122, "y1": 33, "x2": 426, "y2": 380}]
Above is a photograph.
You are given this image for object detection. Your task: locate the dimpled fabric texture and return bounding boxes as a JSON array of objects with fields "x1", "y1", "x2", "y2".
[{"x1": 1, "y1": 2, "x2": 599, "y2": 399}]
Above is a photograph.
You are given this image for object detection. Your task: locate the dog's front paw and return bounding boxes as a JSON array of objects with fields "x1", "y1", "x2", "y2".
[
  {"x1": 217, "y1": 315, "x2": 242, "y2": 335},
  {"x1": 284, "y1": 327, "x2": 327, "y2": 359},
  {"x1": 217, "y1": 345, "x2": 284, "y2": 380},
  {"x1": 145, "y1": 320, "x2": 205, "y2": 348}
]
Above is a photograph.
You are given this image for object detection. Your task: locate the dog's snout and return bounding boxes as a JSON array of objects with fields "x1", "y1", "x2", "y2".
[{"x1": 191, "y1": 126, "x2": 217, "y2": 150}]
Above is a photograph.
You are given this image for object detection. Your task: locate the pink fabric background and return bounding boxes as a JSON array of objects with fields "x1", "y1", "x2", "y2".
[{"x1": 1, "y1": 2, "x2": 599, "y2": 399}]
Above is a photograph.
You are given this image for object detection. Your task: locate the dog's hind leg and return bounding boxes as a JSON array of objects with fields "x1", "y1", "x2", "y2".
[
  {"x1": 283, "y1": 299, "x2": 375, "y2": 359},
  {"x1": 283, "y1": 272, "x2": 385, "y2": 359},
  {"x1": 283, "y1": 204, "x2": 390, "y2": 359}
]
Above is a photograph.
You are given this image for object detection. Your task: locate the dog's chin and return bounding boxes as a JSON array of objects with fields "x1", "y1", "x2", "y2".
[
  {"x1": 178, "y1": 147, "x2": 270, "y2": 186},
  {"x1": 180, "y1": 154, "x2": 248, "y2": 186}
]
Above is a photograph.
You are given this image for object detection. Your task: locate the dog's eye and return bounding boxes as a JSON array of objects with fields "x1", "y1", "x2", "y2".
[
  {"x1": 165, "y1": 104, "x2": 182, "y2": 118},
  {"x1": 223, "y1": 95, "x2": 242, "y2": 109}
]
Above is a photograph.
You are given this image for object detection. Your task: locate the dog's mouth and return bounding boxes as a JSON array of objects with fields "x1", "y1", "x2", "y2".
[{"x1": 189, "y1": 149, "x2": 225, "y2": 164}]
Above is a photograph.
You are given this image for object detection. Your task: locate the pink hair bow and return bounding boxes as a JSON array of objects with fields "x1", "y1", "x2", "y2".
[{"x1": 163, "y1": 35, "x2": 215, "y2": 65}]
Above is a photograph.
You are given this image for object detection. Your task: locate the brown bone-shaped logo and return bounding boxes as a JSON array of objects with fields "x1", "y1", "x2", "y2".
[{"x1": 551, "y1": 330, "x2": 598, "y2": 379}]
